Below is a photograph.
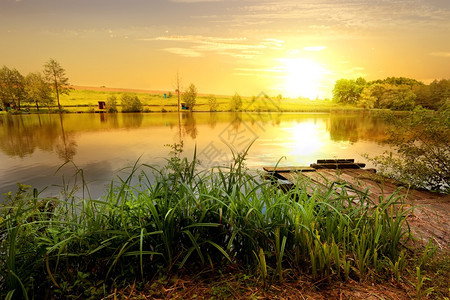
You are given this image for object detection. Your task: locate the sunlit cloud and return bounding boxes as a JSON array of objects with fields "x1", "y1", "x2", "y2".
[
  {"x1": 169, "y1": 0, "x2": 223, "y2": 2},
  {"x1": 429, "y1": 51, "x2": 450, "y2": 57},
  {"x1": 263, "y1": 38, "x2": 285, "y2": 49},
  {"x1": 235, "y1": 0, "x2": 450, "y2": 30},
  {"x1": 142, "y1": 34, "x2": 283, "y2": 59},
  {"x1": 163, "y1": 48, "x2": 202, "y2": 57}
]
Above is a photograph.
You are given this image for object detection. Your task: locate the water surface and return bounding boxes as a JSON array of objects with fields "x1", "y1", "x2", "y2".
[{"x1": 0, "y1": 112, "x2": 390, "y2": 199}]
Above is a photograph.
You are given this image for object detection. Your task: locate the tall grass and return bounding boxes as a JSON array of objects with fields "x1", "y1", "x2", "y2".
[{"x1": 0, "y1": 145, "x2": 414, "y2": 298}]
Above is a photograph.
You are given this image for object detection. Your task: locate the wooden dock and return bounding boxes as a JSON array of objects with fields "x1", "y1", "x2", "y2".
[{"x1": 264, "y1": 159, "x2": 450, "y2": 249}]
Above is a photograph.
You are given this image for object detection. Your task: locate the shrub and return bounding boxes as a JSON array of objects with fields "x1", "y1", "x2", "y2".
[
  {"x1": 230, "y1": 92, "x2": 242, "y2": 111},
  {"x1": 182, "y1": 83, "x2": 198, "y2": 111},
  {"x1": 121, "y1": 94, "x2": 142, "y2": 112},
  {"x1": 106, "y1": 95, "x2": 118, "y2": 113},
  {"x1": 207, "y1": 94, "x2": 218, "y2": 111},
  {"x1": 366, "y1": 106, "x2": 450, "y2": 192}
]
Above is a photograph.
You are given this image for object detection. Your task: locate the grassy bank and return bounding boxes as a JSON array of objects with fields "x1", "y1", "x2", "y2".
[
  {"x1": 16, "y1": 88, "x2": 361, "y2": 113},
  {"x1": 0, "y1": 147, "x2": 448, "y2": 299}
]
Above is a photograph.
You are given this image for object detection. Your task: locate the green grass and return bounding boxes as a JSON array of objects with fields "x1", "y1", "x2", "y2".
[
  {"x1": 52, "y1": 89, "x2": 357, "y2": 113},
  {"x1": 0, "y1": 145, "x2": 446, "y2": 299}
]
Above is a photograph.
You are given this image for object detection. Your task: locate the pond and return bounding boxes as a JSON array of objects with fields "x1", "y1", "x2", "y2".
[{"x1": 0, "y1": 112, "x2": 391, "y2": 199}]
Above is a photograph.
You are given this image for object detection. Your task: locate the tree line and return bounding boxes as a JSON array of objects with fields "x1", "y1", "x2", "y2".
[
  {"x1": 332, "y1": 77, "x2": 450, "y2": 110},
  {"x1": 0, "y1": 59, "x2": 70, "y2": 112}
]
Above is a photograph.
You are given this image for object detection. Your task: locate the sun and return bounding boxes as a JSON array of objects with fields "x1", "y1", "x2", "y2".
[{"x1": 278, "y1": 58, "x2": 325, "y2": 99}]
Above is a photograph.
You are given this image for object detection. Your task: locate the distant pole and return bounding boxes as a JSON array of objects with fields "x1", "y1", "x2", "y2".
[
  {"x1": 175, "y1": 72, "x2": 182, "y2": 142},
  {"x1": 176, "y1": 72, "x2": 181, "y2": 113}
]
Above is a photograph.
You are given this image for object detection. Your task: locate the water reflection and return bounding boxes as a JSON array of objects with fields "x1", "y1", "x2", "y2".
[
  {"x1": 0, "y1": 112, "x2": 391, "y2": 198},
  {"x1": 0, "y1": 114, "x2": 59, "y2": 157},
  {"x1": 123, "y1": 113, "x2": 144, "y2": 129},
  {"x1": 0, "y1": 112, "x2": 388, "y2": 160},
  {"x1": 328, "y1": 113, "x2": 387, "y2": 143},
  {"x1": 182, "y1": 112, "x2": 198, "y2": 139},
  {"x1": 56, "y1": 114, "x2": 78, "y2": 161}
]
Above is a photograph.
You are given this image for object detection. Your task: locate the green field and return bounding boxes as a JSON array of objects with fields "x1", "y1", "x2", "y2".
[{"x1": 54, "y1": 88, "x2": 359, "y2": 113}]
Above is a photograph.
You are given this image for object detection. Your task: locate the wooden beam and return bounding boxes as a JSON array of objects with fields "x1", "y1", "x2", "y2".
[
  {"x1": 263, "y1": 166, "x2": 317, "y2": 173},
  {"x1": 310, "y1": 163, "x2": 366, "y2": 169},
  {"x1": 316, "y1": 159, "x2": 355, "y2": 164}
]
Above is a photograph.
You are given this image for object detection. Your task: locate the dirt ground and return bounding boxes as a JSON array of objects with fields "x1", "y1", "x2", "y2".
[{"x1": 106, "y1": 272, "x2": 420, "y2": 300}]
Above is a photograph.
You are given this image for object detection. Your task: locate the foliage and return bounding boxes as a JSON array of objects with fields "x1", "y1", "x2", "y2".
[
  {"x1": 43, "y1": 59, "x2": 71, "y2": 111},
  {"x1": 414, "y1": 79, "x2": 450, "y2": 110},
  {"x1": 359, "y1": 84, "x2": 416, "y2": 110},
  {"x1": 182, "y1": 83, "x2": 198, "y2": 111},
  {"x1": 366, "y1": 107, "x2": 450, "y2": 193},
  {"x1": 25, "y1": 72, "x2": 53, "y2": 111},
  {"x1": 335, "y1": 76, "x2": 449, "y2": 111},
  {"x1": 230, "y1": 92, "x2": 242, "y2": 111},
  {"x1": 370, "y1": 76, "x2": 423, "y2": 88},
  {"x1": 121, "y1": 94, "x2": 142, "y2": 112},
  {"x1": 207, "y1": 94, "x2": 218, "y2": 111},
  {"x1": 105, "y1": 95, "x2": 118, "y2": 113},
  {"x1": 332, "y1": 77, "x2": 366, "y2": 104},
  {"x1": 0, "y1": 66, "x2": 27, "y2": 110}
]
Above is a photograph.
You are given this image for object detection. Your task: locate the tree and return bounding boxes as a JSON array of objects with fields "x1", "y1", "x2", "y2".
[
  {"x1": 121, "y1": 94, "x2": 142, "y2": 112},
  {"x1": 43, "y1": 59, "x2": 70, "y2": 111},
  {"x1": 105, "y1": 95, "x2": 118, "y2": 113},
  {"x1": 358, "y1": 87, "x2": 376, "y2": 109},
  {"x1": 0, "y1": 66, "x2": 27, "y2": 110},
  {"x1": 370, "y1": 76, "x2": 423, "y2": 88},
  {"x1": 182, "y1": 83, "x2": 197, "y2": 111},
  {"x1": 378, "y1": 84, "x2": 416, "y2": 110},
  {"x1": 332, "y1": 78, "x2": 365, "y2": 104},
  {"x1": 230, "y1": 92, "x2": 242, "y2": 111},
  {"x1": 428, "y1": 79, "x2": 450, "y2": 110},
  {"x1": 207, "y1": 94, "x2": 218, "y2": 111},
  {"x1": 25, "y1": 72, "x2": 53, "y2": 111}
]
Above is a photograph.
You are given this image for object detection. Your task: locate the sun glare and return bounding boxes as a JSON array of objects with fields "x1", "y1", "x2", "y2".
[{"x1": 278, "y1": 58, "x2": 325, "y2": 99}]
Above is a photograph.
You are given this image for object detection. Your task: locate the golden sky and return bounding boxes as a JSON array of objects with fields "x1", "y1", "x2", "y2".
[{"x1": 1, "y1": 0, "x2": 449, "y2": 99}]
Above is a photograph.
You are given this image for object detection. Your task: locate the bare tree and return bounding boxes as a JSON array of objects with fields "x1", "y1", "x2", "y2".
[{"x1": 174, "y1": 72, "x2": 182, "y2": 112}]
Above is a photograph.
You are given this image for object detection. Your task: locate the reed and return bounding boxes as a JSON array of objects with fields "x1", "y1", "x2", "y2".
[{"x1": 0, "y1": 145, "x2": 421, "y2": 298}]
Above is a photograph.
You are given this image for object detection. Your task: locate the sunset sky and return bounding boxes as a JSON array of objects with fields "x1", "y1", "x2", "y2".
[{"x1": 1, "y1": 0, "x2": 449, "y2": 99}]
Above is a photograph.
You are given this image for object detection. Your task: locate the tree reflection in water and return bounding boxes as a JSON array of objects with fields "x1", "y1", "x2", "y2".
[{"x1": 56, "y1": 114, "x2": 77, "y2": 162}]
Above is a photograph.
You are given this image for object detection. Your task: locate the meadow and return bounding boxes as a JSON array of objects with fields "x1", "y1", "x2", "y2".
[{"x1": 54, "y1": 87, "x2": 359, "y2": 113}]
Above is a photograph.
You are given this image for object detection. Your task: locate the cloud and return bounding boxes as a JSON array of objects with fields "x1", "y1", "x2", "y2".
[
  {"x1": 233, "y1": 66, "x2": 284, "y2": 79},
  {"x1": 234, "y1": 0, "x2": 450, "y2": 31},
  {"x1": 144, "y1": 34, "x2": 282, "y2": 59},
  {"x1": 168, "y1": 0, "x2": 223, "y2": 2},
  {"x1": 429, "y1": 51, "x2": 450, "y2": 57},
  {"x1": 163, "y1": 48, "x2": 202, "y2": 57}
]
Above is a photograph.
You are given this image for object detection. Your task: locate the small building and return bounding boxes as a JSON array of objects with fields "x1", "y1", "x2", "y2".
[
  {"x1": 181, "y1": 102, "x2": 189, "y2": 110},
  {"x1": 98, "y1": 101, "x2": 106, "y2": 110}
]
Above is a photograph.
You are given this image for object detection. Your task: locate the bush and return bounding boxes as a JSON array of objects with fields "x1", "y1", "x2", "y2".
[
  {"x1": 207, "y1": 94, "x2": 218, "y2": 111},
  {"x1": 106, "y1": 95, "x2": 118, "y2": 113},
  {"x1": 121, "y1": 94, "x2": 142, "y2": 112},
  {"x1": 230, "y1": 92, "x2": 242, "y2": 111},
  {"x1": 182, "y1": 83, "x2": 197, "y2": 111},
  {"x1": 366, "y1": 106, "x2": 450, "y2": 192}
]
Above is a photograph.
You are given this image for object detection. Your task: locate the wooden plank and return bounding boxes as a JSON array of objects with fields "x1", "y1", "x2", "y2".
[
  {"x1": 343, "y1": 169, "x2": 400, "y2": 196},
  {"x1": 262, "y1": 165, "x2": 450, "y2": 248},
  {"x1": 316, "y1": 159, "x2": 355, "y2": 163},
  {"x1": 263, "y1": 166, "x2": 316, "y2": 172},
  {"x1": 311, "y1": 163, "x2": 366, "y2": 169},
  {"x1": 277, "y1": 172, "x2": 327, "y2": 196}
]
